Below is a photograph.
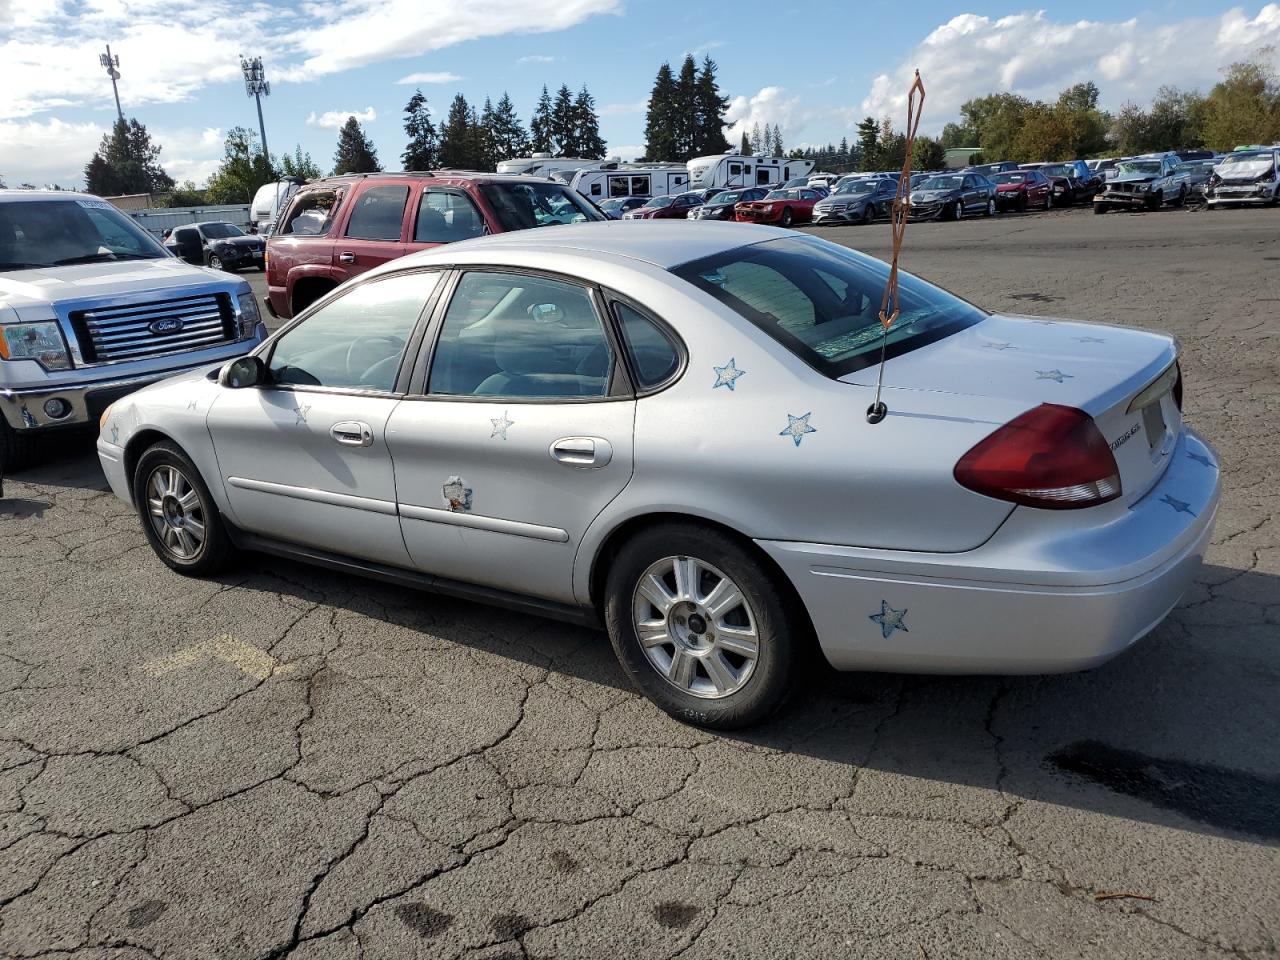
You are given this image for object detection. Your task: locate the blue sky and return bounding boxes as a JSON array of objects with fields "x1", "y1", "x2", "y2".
[{"x1": 1, "y1": 0, "x2": 1277, "y2": 188}]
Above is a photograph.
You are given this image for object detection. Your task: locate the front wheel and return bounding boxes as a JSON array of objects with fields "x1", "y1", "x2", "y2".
[
  {"x1": 984, "y1": 198, "x2": 996, "y2": 217},
  {"x1": 947, "y1": 201, "x2": 961, "y2": 221},
  {"x1": 1093, "y1": 203, "x2": 1109, "y2": 214},
  {"x1": 1016, "y1": 194, "x2": 1028, "y2": 212},
  {"x1": 604, "y1": 524, "x2": 806, "y2": 729},
  {"x1": 208, "y1": 255, "x2": 225, "y2": 271},
  {"x1": 780, "y1": 208, "x2": 794, "y2": 228},
  {"x1": 0, "y1": 418, "x2": 38, "y2": 477},
  {"x1": 133, "y1": 442, "x2": 235, "y2": 576},
  {"x1": 860, "y1": 204, "x2": 874, "y2": 225},
  {"x1": 1146, "y1": 191, "x2": 1162, "y2": 211}
]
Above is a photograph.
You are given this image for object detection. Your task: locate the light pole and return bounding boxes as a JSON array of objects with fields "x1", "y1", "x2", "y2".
[
  {"x1": 240, "y1": 55, "x2": 271, "y2": 161},
  {"x1": 99, "y1": 45, "x2": 123, "y2": 122}
]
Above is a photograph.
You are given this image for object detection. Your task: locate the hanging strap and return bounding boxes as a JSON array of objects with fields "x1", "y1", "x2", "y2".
[{"x1": 877, "y1": 70, "x2": 927, "y2": 331}]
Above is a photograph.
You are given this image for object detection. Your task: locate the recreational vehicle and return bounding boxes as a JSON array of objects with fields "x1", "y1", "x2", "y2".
[
  {"x1": 567, "y1": 162, "x2": 691, "y2": 201},
  {"x1": 495, "y1": 153, "x2": 600, "y2": 178},
  {"x1": 687, "y1": 153, "x2": 816, "y2": 191}
]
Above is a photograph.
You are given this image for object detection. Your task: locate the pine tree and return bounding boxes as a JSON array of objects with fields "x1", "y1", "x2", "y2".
[
  {"x1": 551, "y1": 84, "x2": 577, "y2": 155},
  {"x1": 332, "y1": 116, "x2": 380, "y2": 175},
  {"x1": 530, "y1": 85, "x2": 554, "y2": 154},
  {"x1": 401, "y1": 89, "x2": 438, "y2": 170},
  {"x1": 573, "y1": 85, "x2": 606, "y2": 159},
  {"x1": 856, "y1": 116, "x2": 879, "y2": 170},
  {"x1": 771, "y1": 124, "x2": 784, "y2": 156},
  {"x1": 739, "y1": 130, "x2": 751, "y2": 155},
  {"x1": 643, "y1": 63, "x2": 678, "y2": 161},
  {"x1": 488, "y1": 92, "x2": 529, "y2": 162},
  {"x1": 478, "y1": 97, "x2": 498, "y2": 171},
  {"x1": 692, "y1": 56, "x2": 731, "y2": 157},
  {"x1": 84, "y1": 118, "x2": 174, "y2": 196},
  {"x1": 750, "y1": 122, "x2": 763, "y2": 154},
  {"x1": 672, "y1": 54, "x2": 699, "y2": 161},
  {"x1": 438, "y1": 93, "x2": 473, "y2": 168}
]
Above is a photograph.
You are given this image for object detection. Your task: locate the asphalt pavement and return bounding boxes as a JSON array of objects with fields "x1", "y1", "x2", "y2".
[{"x1": 1, "y1": 205, "x2": 1277, "y2": 959}]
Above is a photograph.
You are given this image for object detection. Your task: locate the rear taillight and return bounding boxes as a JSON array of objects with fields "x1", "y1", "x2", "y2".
[
  {"x1": 1172, "y1": 362, "x2": 1183, "y2": 410},
  {"x1": 954, "y1": 404, "x2": 1122, "y2": 509}
]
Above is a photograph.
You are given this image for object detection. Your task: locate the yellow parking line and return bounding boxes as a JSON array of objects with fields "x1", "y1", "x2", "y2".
[{"x1": 143, "y1": 635, "x2": 295, "y2": 681}]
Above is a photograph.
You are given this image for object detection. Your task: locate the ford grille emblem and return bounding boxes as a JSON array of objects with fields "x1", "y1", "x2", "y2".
[{"x1": 149, "y1": 317, "x2": 184, "y2": 335}]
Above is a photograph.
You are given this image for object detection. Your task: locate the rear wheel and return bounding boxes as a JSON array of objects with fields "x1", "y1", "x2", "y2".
[
  {"x1": 1045, "y1": 192, "x2": 1054, "y2": 210},
  {"x1": 780, "y1": 207, "x2": 794, "y2": 228},
  {"x1": 1173, "y1": 184, "x2": 1187, "y2": 207},
  {"x1": 133, "y1": 442, "x2": 235, "y2": 577},
  {"x1": 604, "y1": 523, "x2": 805, "y2": 729}
]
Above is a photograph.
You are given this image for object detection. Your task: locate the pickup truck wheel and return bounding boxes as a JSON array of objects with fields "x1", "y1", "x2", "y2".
[
  {"x1": 0, "y1": 418, "x2": 38, "y2": 477},
  {"x1": 1146, "y1": 191, "x2": 1162, "y2": 211},
  {"x1": 1173, "y1": 185, "x2": 1187, "y2": 207},
  {"x1": 133, "y1": 442, "x2": 234, "y2": 576},
  {"x1": 1093, "y1": 203, "x2": 1109, "y2": 214}
]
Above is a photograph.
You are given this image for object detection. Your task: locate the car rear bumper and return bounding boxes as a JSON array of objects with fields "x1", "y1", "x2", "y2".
[{"x1": 757, "y1": 428, "x2": 1220, "y2": 675}]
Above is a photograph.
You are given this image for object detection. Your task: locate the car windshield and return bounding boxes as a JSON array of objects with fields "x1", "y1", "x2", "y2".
[
  {"x1": 1116, "y1": 160, "x2": 1161, "y2": 175},
  {"x1": 992, "y1": 172, "x2": 1029, "y2": 184},
  {"x1": 764, "y1": 190, "x2": 788, "y2": 200},
  {"x1": 599, "y1": 198, "x2": 629, "y2": 212},
  {"x1": 478, "y1": 181, "x2": 604, "y2": 230},
  {"x1": 710, "y1": 191, "x2": 744, "y2": 205},
  {"x1": 642, "y1": 195, "x2": 675, "y2": 208},
  {"x1": 836, "y1": 181, "x2": 875, "y2": 195},
  {"x1": 201, "y1": 222, "x2": 245, "y2": 239},
  {"x1": 673, "y1": 235, "x2": 986, "y2": 378},
  {"x1": 0, "y1": 198, "x2": 167, "y2": 270},
  {"x1": 918, "y1": 176, "x2": 962, "y2": 191}
]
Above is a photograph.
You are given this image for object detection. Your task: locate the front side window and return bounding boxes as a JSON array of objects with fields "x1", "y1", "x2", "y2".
[
  {"x1": 280, "y1": 189, "x2": 341, "y2": 236},
  {"x1": 346, "y1": 184, "x2": 410, "y2": 241},
  {"x1": 414, "y1": 190, "x2": 485, "y2": 244},
  {"x1": 614, "y1": 302, "x2": 681, "y2": 389},
  {"x1": 478, "y1": 181, "x2": 604, "y2": 231},
  {"x1": 0, "y1": 199, "x2": 166, "y2": 270},
  {"x1": 673, "y1": 236, "x2": 985, "y2": 378},
  {"x1": 268, "y1": 271, "x2": 440, "y2": 392},
  {"x1": 429, "y1": 272, "x2": 613, "y2": 399}
]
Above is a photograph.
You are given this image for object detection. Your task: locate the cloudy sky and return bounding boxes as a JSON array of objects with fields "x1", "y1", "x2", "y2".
[{"x1": 2, "y1": 0, "x2": 1278, "y2": 188}]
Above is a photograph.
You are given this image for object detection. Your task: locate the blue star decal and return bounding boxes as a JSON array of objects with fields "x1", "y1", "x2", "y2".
[
  {"x1": 1160, "y1": 494, "x2": 1195, "y2": 516},
  {"x1": 109, "y1": 422, "x2": 119, "y2": 444},
  {"x1": 713, "y1": 358, "x2": 745, "y2": 391},
  {"x1": 1036, "y1": 369, "x2": 1073, "y2": 383},
  {"x1": 1073, "y1": 336, "x2": 1106, "y2": 343},
  {"x1": 779, "y1": 412, "x2": 816, "y2": 447},
  {"x1": 984, "y1": 341, "x2": 1016, "y2": 351},
  {"x1": 1187, "y1": 451, "x2": 1215, "y2": 468},
  {"x1": 187, "y1": 398, "x2": 199, "y2": 411},
  {"x1": 294, "y1": 402, "x2": 311, "y2": 425},
  {"x1": 869, "y1": 601, "x2": 909, "y2": 639}
]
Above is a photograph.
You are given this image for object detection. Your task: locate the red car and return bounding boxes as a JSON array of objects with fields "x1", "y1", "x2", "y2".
[
  {"x1": 991, "y1": 170, "x2": 1055, "y2": 211},
  {"x1": 735, "y1": 187, "x2": 821, "y2": 227},
  {"x1": 621, "y1": 192, "x2": 704, "y2": 220},
  {"x1": 265, "y1": 172, "x2": 603, "y2": 319}
]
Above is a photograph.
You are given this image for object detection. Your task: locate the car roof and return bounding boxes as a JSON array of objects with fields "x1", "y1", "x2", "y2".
[
  {"x1": 296, "y1": 171, "x2": 554, "y2": 190},
  {"x1": 0, "y1": 189, "x2": 104, "y2": 203}
]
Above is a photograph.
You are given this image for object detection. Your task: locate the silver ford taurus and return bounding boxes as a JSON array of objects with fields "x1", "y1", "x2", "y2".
[{"x1": 98, "y1": 222, "x2": 1220, "y2": 729}]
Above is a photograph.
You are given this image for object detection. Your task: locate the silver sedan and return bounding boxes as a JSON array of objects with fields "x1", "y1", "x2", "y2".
[{"x1": 98, "y1": 222, "x2": 1220, "y2": 729}]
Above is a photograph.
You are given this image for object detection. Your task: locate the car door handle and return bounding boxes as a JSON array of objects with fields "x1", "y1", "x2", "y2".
[
  {"x1": 338, "y1": 252, "x2": 355, "y2": 264},
  {"x1": 550, "y1": 436, "x2": 612, "y2": 468},
  {"x1": 330, "y1": 421, "x2": 374, "y2": 447}
]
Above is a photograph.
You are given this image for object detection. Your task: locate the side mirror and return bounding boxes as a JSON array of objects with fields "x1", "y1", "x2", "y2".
[{"x1": 218, "y1": 355, "x2": 266, "y2": 389}]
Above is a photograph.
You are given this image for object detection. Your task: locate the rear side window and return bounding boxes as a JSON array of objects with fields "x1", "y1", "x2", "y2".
[
  {"x1": 614, "y1": 302, "x2": 681, "y2": 389},
  {"x1": 281, "y1": 190, "x2": 341, "y2": 236},
  {"x1": 346, "y1": 185, "x2": 409, "y2": 241},
  {"x1": 414, "y1": 190, "x2": 486, "y2": 244}
]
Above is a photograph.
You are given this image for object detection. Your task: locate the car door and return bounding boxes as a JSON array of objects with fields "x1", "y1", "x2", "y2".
[
  {"x1": 206, "y1": 269, "x2": 445, "y2": 566},
  {"x1": 385, "y1": 269, "x2": 636, "y2": 605},
  {"x1": 334, "y1": 182, "x2": 410, "y2": 280},
  {"x1": 406, "y1": 186, "x2": 488, "y2": 254}
]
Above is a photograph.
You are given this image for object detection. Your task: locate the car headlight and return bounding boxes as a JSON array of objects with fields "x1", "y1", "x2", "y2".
[
  {"x1": 0, "y1": 321, "x2": 72, "y2": 371},
  {"x1": 236, "y1": 291, "x2": 262, "y2": 338}
]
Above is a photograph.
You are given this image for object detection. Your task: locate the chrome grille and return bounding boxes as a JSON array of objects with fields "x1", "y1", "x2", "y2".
[{"x1": 70, "y1": 293, "x2": 235, "y2": 364}]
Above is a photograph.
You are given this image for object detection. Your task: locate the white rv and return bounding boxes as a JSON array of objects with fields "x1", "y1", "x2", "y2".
[
  {"x1": 687, "y1": 153, "x2": 816, "y2": 191},
  {"x1": 495, "y1": 153, "x2": 601, "y2": 178},
  {"x1": 567, "y1": 162, "x2": 691, "y2": 201},
  {"x1": 249, "y1": 178, "x2": 302, "y2": 234}
]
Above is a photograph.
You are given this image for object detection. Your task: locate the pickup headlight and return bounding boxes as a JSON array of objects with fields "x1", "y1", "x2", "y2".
[
  {"x1": 0, "y1": 322, "x2": 72, "y2": 371},
  {"x1": 236, "y1": 292, "x2": 262, "y2": 339}
]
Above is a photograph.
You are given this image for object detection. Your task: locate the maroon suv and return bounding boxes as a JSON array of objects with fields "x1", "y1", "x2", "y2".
[{"x1": 265, "y1": 172, "x2": 604, "y2": 319}]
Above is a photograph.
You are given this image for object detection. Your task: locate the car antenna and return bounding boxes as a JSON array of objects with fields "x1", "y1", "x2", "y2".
[{"x1": 868, "y1": 69, "x2": 926, "y2": 425}]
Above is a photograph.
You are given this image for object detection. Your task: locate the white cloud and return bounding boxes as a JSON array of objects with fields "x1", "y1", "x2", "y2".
[
  {"x1": 396, "y1": 71, "x2": 463, "y2": 85},
  {"x1": 599, "y1": 99, "x2": 647, "y2": 117},
  {"x1": 862, "y1": 6, "x2": 1280, "y2": 132},
  {"x1": 725, "y1": 86, "x2": 805, "y2": 144},
  {"x1": 0, "y1": 118, "x2": 104, "y2": 188},
  {"x1": 608, "y1": 144, "x2": 646, "y2": 161},
  {"x1": 687, "y1": 40, "x2": 727, "y2": 58},
  {"x1": 517, "y1": 54, "x2": 558, "y2": 65},
  {"x1": 306, "y1": 107, "x2": 377, "y2": 129}
]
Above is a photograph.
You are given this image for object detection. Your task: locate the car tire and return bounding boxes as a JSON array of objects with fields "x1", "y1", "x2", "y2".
[
  {"x1": 1094, "y1": 203, "x2": 1108, "y2": 214},
  {"x1": 603, "y1": 523, "x2": 806, "y2": 729},
  {"x1": 208, "y1": 255, "x2": 224, "y2": 271},
  {"x1": 1147, "y1": 191, "x2": 1162, "y2": 211},
  {"x1": 780, "y1": 208, "x2": 794, "y2": 228},
  {"x1": 1045, "y1": 193, "x2": 1053, "y2": 210},
  {"x1": 0, "y1": 418, "x2": 38, "y2": 477},
  {"x1": 133, "y1": 441, "x2": 235, "y2": 577},
  {"x1": 861, "y1": 205, "x2": 874, "y2": 225},
  {"x1": 1173, "y1": 185, "x2": 1187, "y2": 207},
  {"x1": 1016, "y1": 194, "x2": 1028, "y2": 212},
  {"x1": 983, "y1": 198, "x2": 996, "y2": 217},
  {"x1": 947, "y1": 201, "x2": 961, "y2": 221}
]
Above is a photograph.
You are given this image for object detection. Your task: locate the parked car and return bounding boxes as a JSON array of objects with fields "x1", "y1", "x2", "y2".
[
  {"x1": 1175, "y1": 159, "x2": 1218, "y2": 194},
  {"x1": 1205, "y1": 149, "x2": 1280, "y2": 207},
  {"x1": 622, "y1": 192, "x2": 705, "y2": 220},
  {"x1": 100, "y1": 222, "x2": 1219, "y2": 729},
  {"x1": 908, "y1": 173, "x2": 998, "y2": 220},
  {"x1": 688, "y1": 187, "x2": 729, "y2": 203},
  {"x1": 598, "y1": 196, "x2": 648, "y2": 220},
  {"x1": 1021, "y1": 161, "x2": 1100, "y2": 204},
  {"x1": 164, "y1": 221, "x2": 265, "y2": 272},
  {"x1": 266, "y1": 172, "x2": 604, "y2": 320},
  {"x1": 1094, "y1": 154, "x2": 1192, "y2": 213},
  {"x1": 812, "y1": 178, "x2": 898, "y2": 225},
  {"x1": 964, "y1": 161, "x2": 1020, "y2": 178},
  {"x1": 990, "y1": 170, "x2": 1055, "y2": 211},
  {"x1": 1174, "y1": 149, "x2": 1215, "y2": 162},
  {"x1": 735, "y1": 187, "x2": 822, "y2": 227},
  {"x1": 0, "y1": 191, "x2": 266, "y2": 474},
  {"x1": 688, "y1": 187, "x2": 768, "y2": 220}
]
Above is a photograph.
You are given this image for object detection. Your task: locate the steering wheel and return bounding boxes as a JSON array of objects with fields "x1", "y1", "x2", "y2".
[{"x1": 345, "y1": 335, "x2": 405, "y2": 384}]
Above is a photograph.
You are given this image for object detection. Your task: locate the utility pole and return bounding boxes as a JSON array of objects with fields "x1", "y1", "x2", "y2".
[
  {"x1": 240, "y1": 56, "x2": 271, "y2": 161},
  {"x1": 99, "y1": 45, "x2": 123, "y2": 122}
]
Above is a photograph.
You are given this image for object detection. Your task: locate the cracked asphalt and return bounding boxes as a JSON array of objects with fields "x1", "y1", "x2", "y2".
[{"x1": 2, "y1": 206, "x2": 1277, "y2": 959}]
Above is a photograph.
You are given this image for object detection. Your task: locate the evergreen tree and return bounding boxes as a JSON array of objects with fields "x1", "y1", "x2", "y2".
[
  {"x1": 838, "y1": 136, "x2": 849, "y2": 166},
  {"x1": 573, "y1": 85, "x2": 607, "y2": 159},
  {"x1": 438, "y1": 93, "x2": 474, "y2": 168},
  {"x1": 739, "y1": 130, "x2": 751, "y2": 155},
  {"x1": 856, "y1": 116, "x2": 879, "y2": 170},
  {"x1": 401, "y1": 89, "x2": 439, "y2": 170},
  {"x1": 331, "y1": 116, "x2": 380, "y2": 175},
  {"x1": 771, "y1": 124, "x2": 784, "y2": 156},
  {"x1": 83, "y1": 118, "x2": 174, "y2": 196},
  {"x1": 530, "y1": 85, "x2": 554, "y2": 153},
  {"x1": 691, "y1": 56, "x2": 731, "y2": 157},
  {"x1": 750, "y1": 122, "x2": 763, "y2": 154},
  {"x1": 279, "y1": 145, "x2": 322, "y2": 180},
  {"x1": 478, "y1": 97, "x2": 498, "y2": 171},
  {"x1": 672, "y1": 54, "x2": 699, "y2": 161},
  {"x1": 551, "y1": 84, "x2": 577, "y2": 155},
  {"x1": 643, "y1": 63, "x2": 678, "y2": 161},
  {"x1": 488, "y1": 92, "x2": 529, "y2": 162},
  {"x1": 205, "y1": 127, "x2": 276, "y2": 203}
]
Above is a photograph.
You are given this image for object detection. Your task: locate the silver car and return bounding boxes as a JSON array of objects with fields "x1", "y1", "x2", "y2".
[
  {"x1": 812, "y1": 178, "x2": 899, "y2": 225},
  {"x1": 99, "y1": 223, "x2": 1220, "y2": 728}
]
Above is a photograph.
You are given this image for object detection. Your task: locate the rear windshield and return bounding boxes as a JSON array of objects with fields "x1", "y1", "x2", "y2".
[
  {"x1": 672, "y1": 236, "x2": 986, "y2": 377},
  {"x1": 479, "y1": 181, "x2": 604, "y2": 230},
  {"x1": 0, "y1": 198, "x2": 167, "y2": 270},
  {"x1": 201, "y1": 222, "x2": 244, "y2": 239}
]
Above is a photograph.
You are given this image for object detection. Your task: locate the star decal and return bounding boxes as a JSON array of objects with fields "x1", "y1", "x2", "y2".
[
  {"x1": 186, "y1": 398, "x2": 199, "y2": 412},
  {"x1": 1187, "y1": 451, "x2": 1215, "y2": 468},
  {"x1": 1073, "y1": 336, "x2": 1106, "y2": 343},
  {"x1": 1036, "y1": 369, "x2": 1073, "y2": 383},
  {"x1": 109, "y1": 422, "x2": 119, "y2": 444},
  {"x1": 984, "y1": 341, "x2": 1016, "y2": 351},
  {"x1": 869, "y1": 600, "x2": 909, "y2": 639},
  {"x1": 1160, "y1": 494, "x2": 1195, "y2": 516},
  {"x1": 490, "y1": 410, "x2": 514, "y2": 440},
  {"x1": 779, "y1": 412, "x2": 816, "y2": 447},
  {"x1": 294, "y1": 402, "x2": 311, "y2": 425},
  {"x1": 713, "y1": 357, "x2": 746, "y2": 391}
]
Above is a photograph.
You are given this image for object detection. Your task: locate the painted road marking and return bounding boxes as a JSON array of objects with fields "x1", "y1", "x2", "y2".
[{"x1": 144, "y1": 635, "x2": 295, "y2": 681}]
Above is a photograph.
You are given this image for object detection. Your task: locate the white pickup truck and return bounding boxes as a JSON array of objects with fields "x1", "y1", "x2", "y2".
[{"x1": 0, "y1": 191, "x2": 268, "y2": 482}]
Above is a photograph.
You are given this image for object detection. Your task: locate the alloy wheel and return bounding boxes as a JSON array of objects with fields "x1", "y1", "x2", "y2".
[
  {"x1": 632, "y1": 555, "x2": 760, "y2": 699},
  {"x1": 209, "y1": 255, "x2": 223, "y2": 270},
  {"x1": 145, "y1": 464, "x2": 207, "y2": 560}
]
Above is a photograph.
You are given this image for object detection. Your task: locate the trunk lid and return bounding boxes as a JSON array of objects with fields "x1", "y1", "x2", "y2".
[{"x1": 841, "y1": 313, "x2": 1181, "y2": 506}]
